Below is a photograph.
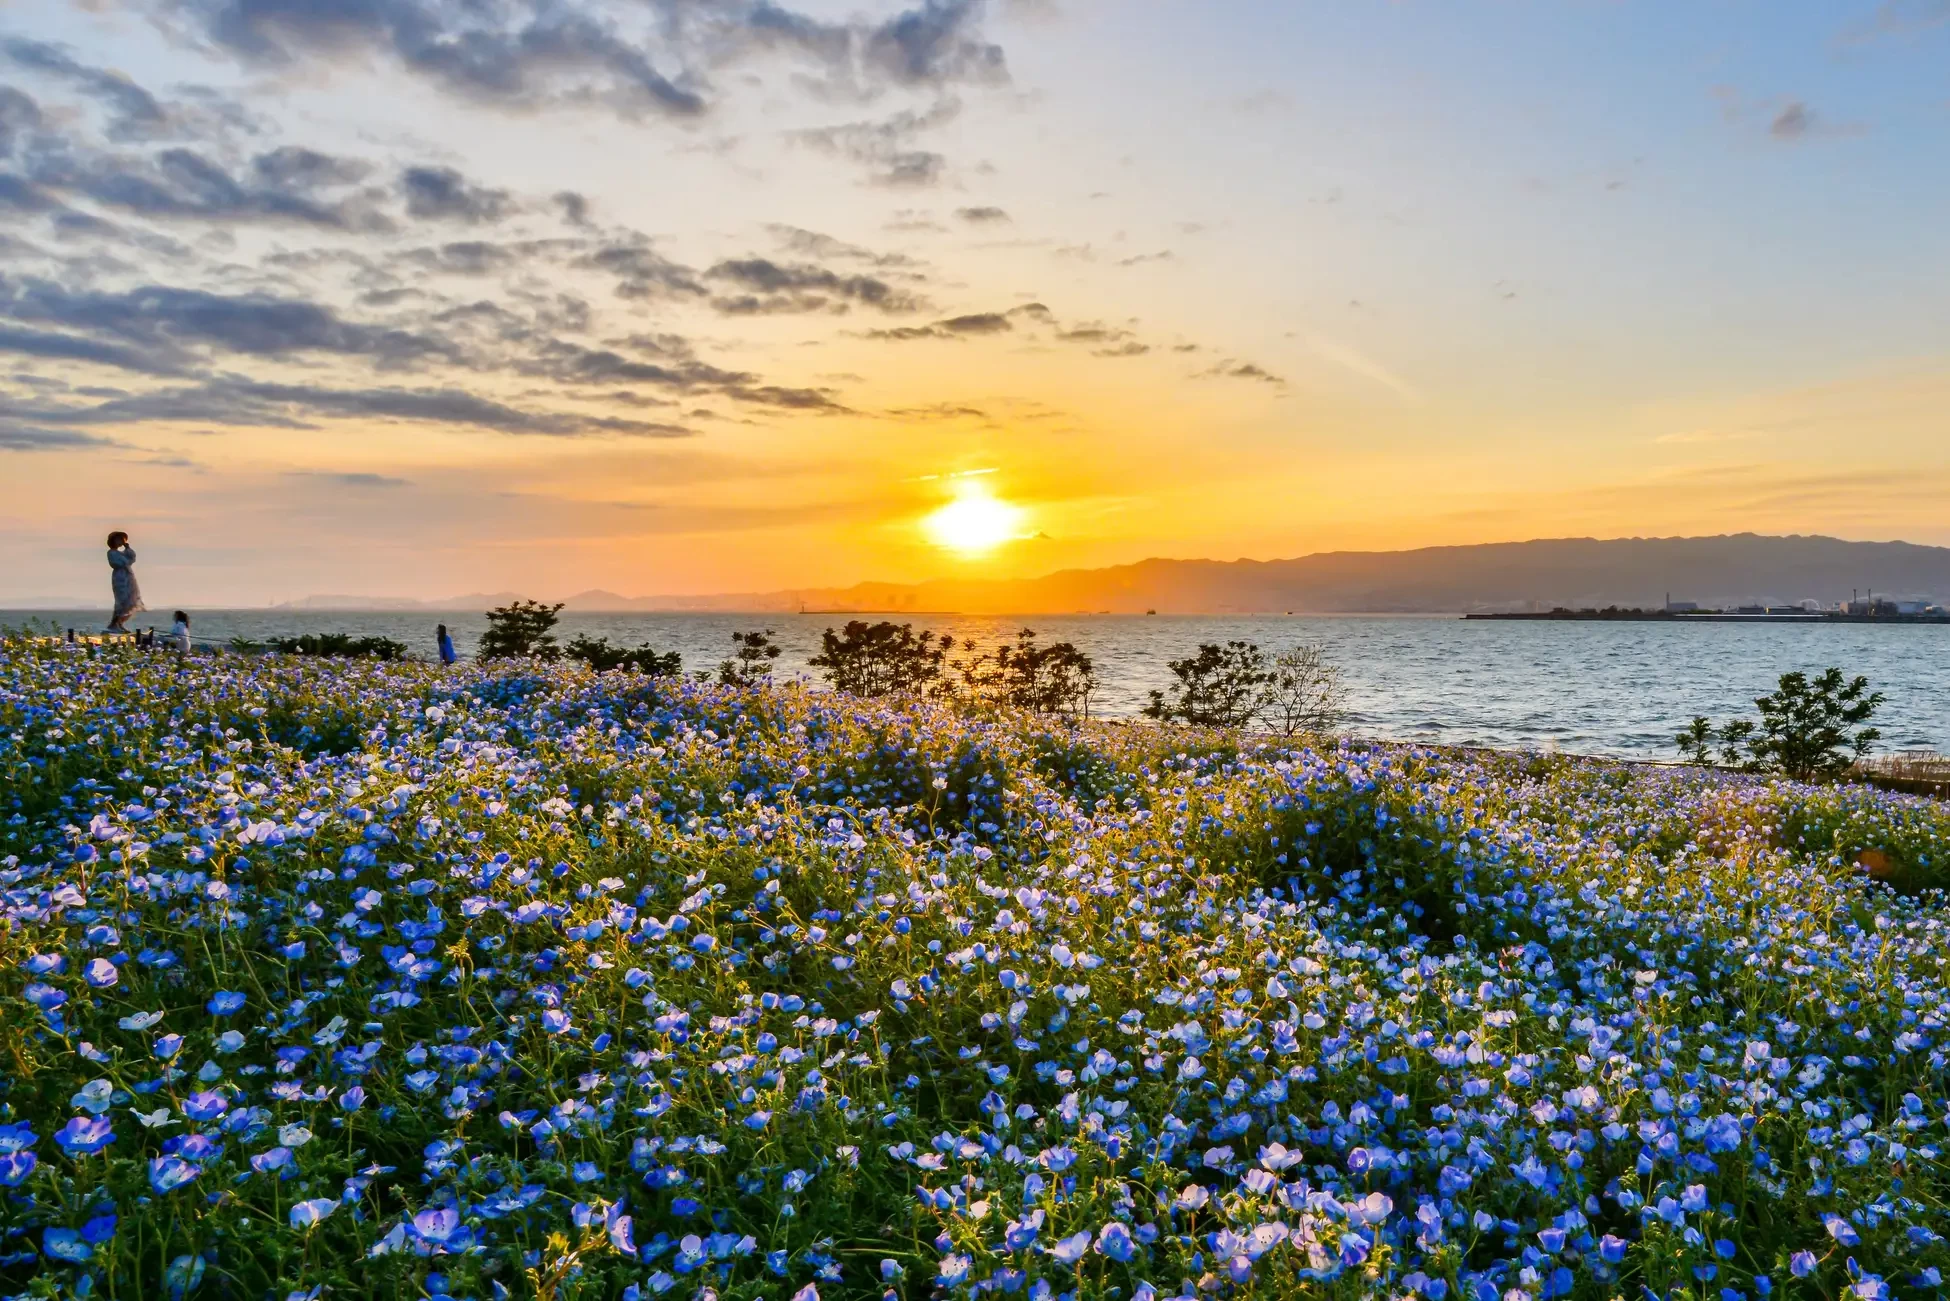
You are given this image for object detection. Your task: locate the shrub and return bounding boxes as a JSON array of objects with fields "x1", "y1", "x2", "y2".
[
  {"x1": 1259, "y1": 642, "x2": 1346, "y2": 736},
  {"x1": 1678, "y1": 667, "x2": 1885, "y2": 781},
  {"x1": 808, "y1": 620, "x2": 954, "y2": 698},
  {"x1": 263, "y1": 633, "x2": 410, "y2": 661},
  {"x1": 563, "y1": 634, "x2": 682, "y2": 677},
  {"x1": 956, "y1": 628, "x2": 1096, "y2": 718},
  {"x1": 715, "y1": 629, "x2": 782, "y2": 687},
  {"x1": 1143, "y1": 640, "x2": 1269, "y2": 727},
  {"x1": 477, "y1": 599, "x2": 563, "y2": 660}
]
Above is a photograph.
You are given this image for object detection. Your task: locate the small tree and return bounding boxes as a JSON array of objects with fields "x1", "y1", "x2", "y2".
[
  {"x1": 1676, "y1": 667, "x2": 1885, "y2": 781},
  {"x1": 1261, "y1": 643, "x2": 1346, "y2": 737},
  {"x1": 1144, "y1": 640, "x2": 1269, "y2": 728},
  {"x1": 478, "y1": 600, "x2": 564, "y2": 660},
  {"x1": 957, "y1": 628, "x2": 1096, "y2": 718},
  {"x1": 810, "y1": 621, "x2": 954, "y2": 698},
  {"x1": 564, "y1": 634, "x2": 681, "y2": 677},
  {"x1": 717, "y1": 630, "x2": 783, "y2": 688}
]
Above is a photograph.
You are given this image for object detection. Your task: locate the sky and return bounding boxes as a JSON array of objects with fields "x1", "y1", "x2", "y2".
[{"x1": 2, "y1": 0, "x2": 1948, "y2": 605}]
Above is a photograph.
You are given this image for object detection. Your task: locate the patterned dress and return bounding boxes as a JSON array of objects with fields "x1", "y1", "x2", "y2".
[{"x1": 108, "y1": 546, "x2": 144, "y2": 624}]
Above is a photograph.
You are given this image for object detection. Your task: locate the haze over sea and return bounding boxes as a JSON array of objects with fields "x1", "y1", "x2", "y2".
[{"x1": 11, "y1": 609, "x2": 1946, "y2": 758}]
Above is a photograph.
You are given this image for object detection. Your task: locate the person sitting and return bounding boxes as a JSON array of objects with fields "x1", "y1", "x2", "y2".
[
  {"x1": 171, "y1": 611, "x2": 191, "y2": 653},
  {"x1": 437, "y1": 623, "x2": 458, "y2": 666}
]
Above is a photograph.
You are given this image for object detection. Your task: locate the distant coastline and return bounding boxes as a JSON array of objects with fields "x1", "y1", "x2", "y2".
[{"x1": 1466, "y1": 610, "x2": 1950, "y2": 625}]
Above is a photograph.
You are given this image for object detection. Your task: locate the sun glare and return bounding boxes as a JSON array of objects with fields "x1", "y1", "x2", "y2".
[{"x1": 923, "y1": 482, "x2": 1025, "y2": 555}]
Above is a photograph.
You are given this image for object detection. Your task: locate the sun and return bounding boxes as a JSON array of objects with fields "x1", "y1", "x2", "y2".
[{"x1": 923, "y1": 481, "x2": 1026, "y2": 555}]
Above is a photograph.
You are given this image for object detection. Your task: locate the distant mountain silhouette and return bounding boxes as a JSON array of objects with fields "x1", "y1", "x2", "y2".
[
  {"x1": 259, "y1": 534, "x2": 1950, "y2": 615},
  {"x1": 610, "y1": 534, "x2": 1950, "y2": 615},
  {"x1": 272, "y1": 592, "x2": 527, "y2": 611}
]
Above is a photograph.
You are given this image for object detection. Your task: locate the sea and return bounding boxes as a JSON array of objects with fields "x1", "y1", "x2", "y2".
[{"x1": 7, "y1": 608, "x2": 1947, "y2": 759}]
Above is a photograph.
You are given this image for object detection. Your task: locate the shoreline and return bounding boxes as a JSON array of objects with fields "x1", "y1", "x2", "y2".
[{"x1": 1465, "y1": 610, "x2": 1950, "y2": 624}]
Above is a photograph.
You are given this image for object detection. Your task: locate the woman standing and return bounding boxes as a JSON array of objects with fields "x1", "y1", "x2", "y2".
[{"x1": 106, "y1": 532, "x2": 143, "y2": 633}]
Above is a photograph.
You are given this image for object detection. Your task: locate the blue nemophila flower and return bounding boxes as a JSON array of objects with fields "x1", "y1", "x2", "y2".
[
  {"x1": 181, "y1": 1091, "x2": 227, "y2": 1122},
  {"x1": 252, "y1": 1147, "x2": 295, "y2": 1175},
  {"x1": 1826, "y1": 1216, "x2": 1862, "y2": 1247},
  {"x1": 0, "y1": 1152, "x2": 37, "y2": 1186},
  {"x1": 54, "y1": 1117, "x2": 114, "y2": 1158},
  {"x1": 1098, "y1": 1221, "x2": 1137, "y2": 1262},
  {"x1": 289, "y1": 1199, "x2": 338, "y2": 1230},
  {"x1": 207, "y1": 991, "x2": 246, "y2": 1016},
  {"x1": 83, "y1": 958, "x2": 118, "y2": 988},
  {"x1": 43, "y1": 1228, "x2": 91, "y2": 1264},
  {"x1": 148, "y1": 1155, "x2": 200, "y2": 1193}
]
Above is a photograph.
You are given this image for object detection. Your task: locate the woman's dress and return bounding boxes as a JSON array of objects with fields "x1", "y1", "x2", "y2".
[{"x1": 109, "y1": 547, "x2": 144, "y2": 624}]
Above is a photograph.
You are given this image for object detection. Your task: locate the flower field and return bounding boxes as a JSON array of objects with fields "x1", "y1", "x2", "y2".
[{"x1": 1, "y1": 640, "x2": 1948, "y2": 1301}]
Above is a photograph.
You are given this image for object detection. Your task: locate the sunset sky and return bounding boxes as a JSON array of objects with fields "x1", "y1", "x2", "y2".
[{"x1": 3, "y1": 0, "x2": 1949, "y2": 605}]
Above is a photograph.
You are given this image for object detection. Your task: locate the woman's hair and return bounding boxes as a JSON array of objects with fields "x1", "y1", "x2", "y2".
[
  {"x1": 106, "y1": 531, "x2": 128, "y2": 548},
  {"x1": 437, "y1": 623, "x2": 448, "y2": 635},
  {"x1": 174, "y1": 611, "x2": 189, "y2": 623}
]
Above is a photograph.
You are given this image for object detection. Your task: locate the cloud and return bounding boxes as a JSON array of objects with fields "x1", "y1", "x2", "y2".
[
  {"x1": 1770, "y1": 102, "x2": 1813, "y2": 140},
  {"x1": 867, "y1": 310, "x2": 1007, "y2": 339},
  {"x1": 0, "y1": 323, "x2": 184, "y2": 375},
  {"x1": 865, "y1": 0, "x2": 1007, "y2": 86},
  {"x1": 863, "y1": 300, "x2": 1053, "y2": 341},
  {"x1": 1054, "y1": 322, "x2": 1128, "y2": 345},
  {"x1": 1715, "y1": 88, "x2": 1863, "y2": 143},
  {"x1": 1116, "y1": 250, "x2": 1172, "y2": 267},
  {"x1": 790, "y1": 101, "x2": 960, "y2": 186},
  {"x1": 0, "y1": 422, "x2": 124, "y2": 451},
  {"x1": 25, "y1": 144, "x2": 393, "y2": 230},
  {"x1": 1304, "y1": 334, "x2": 1416, "y2": 399},
  {"x1": 884, "y1": 402, "x2": 993, "y2": 421},
  {"x1": 0, "y1": 277, "x2": 456, "y2": 372},
  {"x1": 575, "y1": 236, "x2": 708, "y2": 300},
  {"x1": 766, "y1": 224, "x2": 912, "y2": 267},
  {"x1": 1199, "y1": 360, "x2": 1285, "y2": 386},
  {"x1": 1837, "y1": 0, "x2": 1950, "y2": 43},
  {"x1": 703, "y1": 256, "x2": 924, "y2": 314},
  {"x1": 400, "y1": 165, "x2": 512, "y2": 224},
  {"x1": 956, "y1": 205, "x2": 1010, "y2": 224},
  {"x1": 1, "y1": 38, "x2": 165, "y2": 135},
  {"x1": 288, "y1": 470, "x2": 411, "y2": 487},
  {"x1": 2, "y1": 378, "x2": 700, "y2": 438},
  {"x1": 142, "y1": 0, "x2": 1004, "y2": 118},
  {"x1": 0, "y1": 87, "x2": 44, "y2": 160},
  {"x1": 401, "y1": 240, "x2": 519, "y2": 276}
]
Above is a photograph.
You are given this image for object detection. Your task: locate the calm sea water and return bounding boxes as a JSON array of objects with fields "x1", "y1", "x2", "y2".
[{"x1": 7, "y1": 609, "x2": 1947, "y2": 758}]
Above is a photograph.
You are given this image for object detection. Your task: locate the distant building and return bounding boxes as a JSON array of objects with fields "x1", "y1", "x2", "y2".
[{"x1": 1663, "y1": 593, "x2": 1699, "y2": 613}]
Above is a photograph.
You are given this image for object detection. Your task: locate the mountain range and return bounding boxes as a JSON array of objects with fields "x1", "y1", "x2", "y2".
[{"x1": 265, "y1": 533, "x2": 1950, "y2": 615}]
